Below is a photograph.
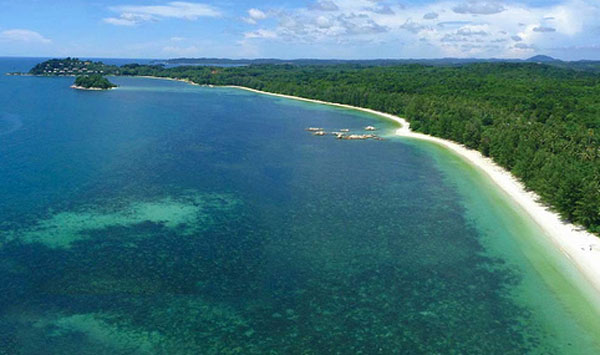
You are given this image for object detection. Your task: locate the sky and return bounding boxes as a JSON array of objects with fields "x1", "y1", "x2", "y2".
[{"x1": 1, "y1": 0, "x2": 599, "y2": 60}]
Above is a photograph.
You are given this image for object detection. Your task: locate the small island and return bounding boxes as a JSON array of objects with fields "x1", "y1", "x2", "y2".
[{"x1": 72, "y1": 74, "x2": 117, "y2": 90}]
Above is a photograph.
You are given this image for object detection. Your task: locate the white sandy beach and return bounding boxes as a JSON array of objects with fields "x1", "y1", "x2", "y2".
[
  {"x1": 226, "y1": 85, "x2": 600, "y2": 297},
  {"x1": 70, "y1": 85, "x2": 114, "y2": 91}
]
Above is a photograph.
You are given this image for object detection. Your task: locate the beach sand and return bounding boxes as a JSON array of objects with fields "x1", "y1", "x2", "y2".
[
  {"x1": 226, "y1": 85, "x2": 600, "y2": 298},
  {"x1": 70, "y1": 85, "x2": 115, "y2": 91}
]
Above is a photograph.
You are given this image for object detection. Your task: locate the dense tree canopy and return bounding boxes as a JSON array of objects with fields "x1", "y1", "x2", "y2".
[
  {"x1": 74, "y1": 74, "x2": 116, "y2": 89},
  {"x1": 30, "y1": 58, "x2": 116, "y2": 76}
]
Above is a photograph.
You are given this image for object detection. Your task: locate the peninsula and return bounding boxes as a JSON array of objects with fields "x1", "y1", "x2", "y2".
[{"x1": 29, "y1": 57, "x2": 116, "y2": 76}]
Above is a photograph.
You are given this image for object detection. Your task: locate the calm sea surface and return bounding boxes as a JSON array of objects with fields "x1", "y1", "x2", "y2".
[{"x1": 1, "y1": 58, "x2": 599, "y2": 354}]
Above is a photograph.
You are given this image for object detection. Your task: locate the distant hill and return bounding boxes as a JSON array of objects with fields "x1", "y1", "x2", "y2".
[
  {"x1": 151, "y1": 56, "x2": 600, "y2": 72},
  {"x1": 17, "y1": 56, "x2": 600, "y2": 80},
  {"x1": 151, "y1": 57, "x2": 511, "y2": 67},
  {"x1": 526, "y1": 55, "x2": 560, "y2": 63}
]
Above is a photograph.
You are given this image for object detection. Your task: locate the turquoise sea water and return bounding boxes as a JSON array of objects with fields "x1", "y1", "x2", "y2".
[{"x1": 1, "y1": 58, "x2": 599, "y2": 354}]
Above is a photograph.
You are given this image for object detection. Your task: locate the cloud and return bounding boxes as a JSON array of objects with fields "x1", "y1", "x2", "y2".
[
  {"x1": 532, "y1": 26, "x2": 556, "y2": 33},
  {"x1": 316, "y1": 16, "x2": 332, "y2": 28},
  {"x1": 0, "y1": 29, "x2": 51, "y2": 44},
  {"x1": 311, "y1": 0, "x2": 339, "y2": 12},
  {"x1": 248, "y1": 6, "x2": 389, "y2": 43},
  {"x1": 233, "y1": 0, "x2": 600, "y2": 59},
  {"x1": 244, "y1": 29, "x2": 278, "y2": 39},
  {"x1": 441, "y1": 34, "x2": 465, "y2": 43},
  {"x1": 437, "y1": 21, "x2": 472, "y2": 28},
  {"x1": 548, "y1": 44, "x2": 600, "y2": 53},
  {"x1": 457, "y1": 26, "x2": 489, "y2": 36},
  {"x1": 104, "y1": 1, "x2": 220, "y2": 26},
  {"x1": 460, "y1": 43, "x2": 498, "y2": 51},
  {"x1": 514, "y1": 42, "x2": 535, "y2": 49},
  {"x1": 365, "y1": 5, "x2": 395, "y2": 15},
  {"x1": 249, "y1": 8, "x2": 267, "y2": 21},
  {"x1": 423, "y1": 12, "x2": 439, "y2": 20},
  {"x1": 340, "y1": 14, "x2": 388, "y2": 35},
  {"x1": 244, "y1": 8, "x2": 268, "y2": 25},
  {"x1": 439, "y1": 25, "x2": 490, "y2": 44},
  {"x1": 453, "y1": 1, "x2": 505, "y2": 15},
  {"x1": 103, "y1": 13, "x2": 154, "y2": 26},
  {"x1": 400, "y1": 20, "x2": 427, "y2": 34}
]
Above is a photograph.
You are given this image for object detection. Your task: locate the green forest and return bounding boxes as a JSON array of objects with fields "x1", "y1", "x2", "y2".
[
  {"x1": 31, "y1": 60, "x2": 600, "y2": 234},
  {"x1": 30, "y1": 57, "x2": 115, "y2": 76},
  {"x1": 73, "y1": 74, "x2": 116, "y2": 89}
]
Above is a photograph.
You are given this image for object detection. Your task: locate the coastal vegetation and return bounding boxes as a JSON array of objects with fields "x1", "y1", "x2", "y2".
[
  {"x1": 73, "y1": 74, "x2": 116, "y2": 90},
  {"x1": 28, "y1": 59, "x2": 600, "y2": 234},
  {"x1": 29, "y1": 57, "x2": 117, "y2": 76}
]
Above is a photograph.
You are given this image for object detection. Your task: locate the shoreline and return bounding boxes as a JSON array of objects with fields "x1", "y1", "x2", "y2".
[
  {"x1": 224, "y1": 85, "x2": 600, "y2": 297},
  {"x1": 70, "y1": 85, "x2": 115, "y2": 91},
  {"x1": 111, "y1": 76, "x2": 600, "y2": 299},
  {"x1": 136, "y1": 75, "x2": 203, "y2": 86}
]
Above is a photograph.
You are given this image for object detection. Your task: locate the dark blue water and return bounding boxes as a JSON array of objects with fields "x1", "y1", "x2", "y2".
[{"x1": 1, "y1": 58, "x2": 599, "y2": 354}]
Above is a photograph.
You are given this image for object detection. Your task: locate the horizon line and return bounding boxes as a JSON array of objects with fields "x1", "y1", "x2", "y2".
[{"x1": 3, "y1": 54, "x2": 593, "y2": 62}]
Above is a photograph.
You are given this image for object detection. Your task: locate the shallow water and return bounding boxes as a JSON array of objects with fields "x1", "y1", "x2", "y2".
[{"x1": 0, "y1": 58, "x2": 599, "y2": 354}]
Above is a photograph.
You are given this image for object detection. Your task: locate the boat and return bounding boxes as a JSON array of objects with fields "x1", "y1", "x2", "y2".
[{"x1": 343, "y1": 134, "x2": 377, "y2": 140}]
